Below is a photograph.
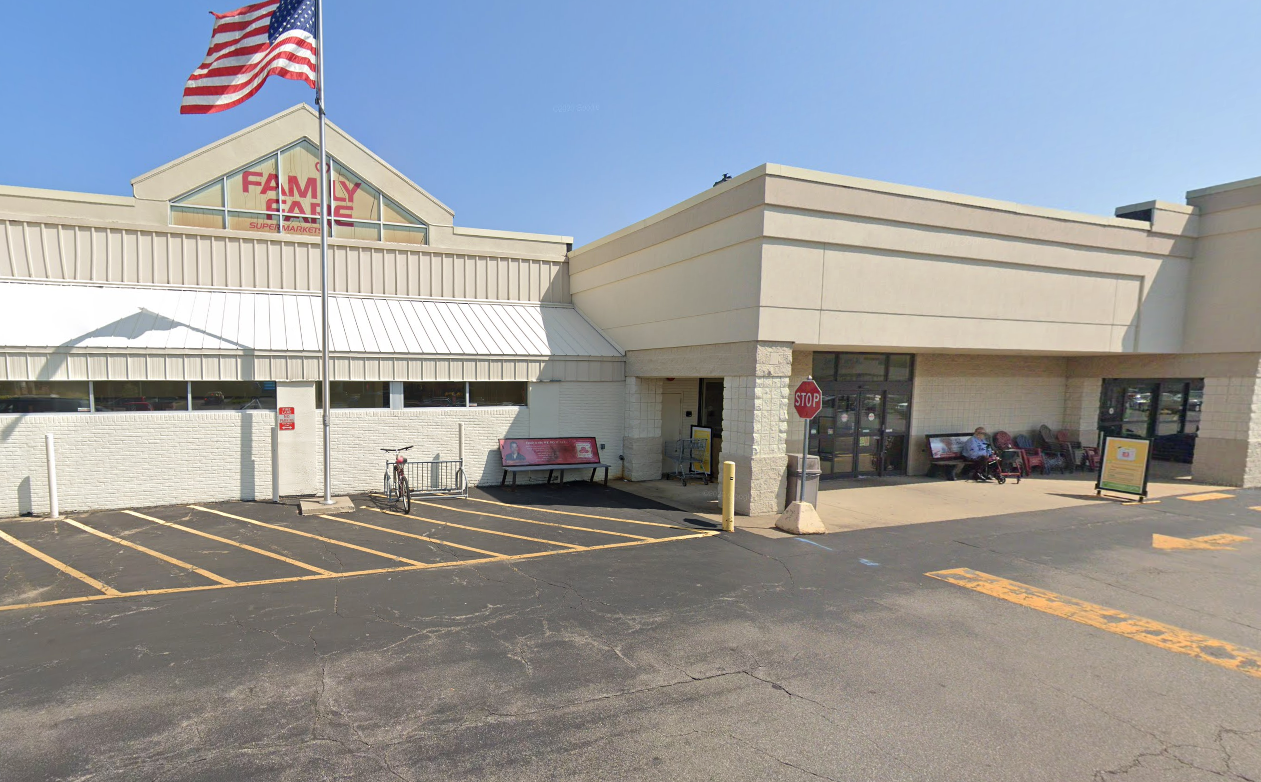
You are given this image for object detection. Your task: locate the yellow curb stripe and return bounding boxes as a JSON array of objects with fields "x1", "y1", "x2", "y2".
[
  {"x1": 462, "y1": 497, "x2": 686, "y2": 529},
  {"x1": 189, "y1": 505, "x2": 426, "y2": 567},
  {"x1": 0, "y1": 528, "x2": 121, "y2": 596},
  {"x1": 1178, "y1": 492, "x2": 1235, "y2": 502},
  {"x1": 927, "y1": 568, "x2": 1261, "y2": 679},
  {"x1": 410, "y1": 499, "x2": 651, "y2": 540},
  {"x1": 124, "y1": 510, "x2": 332, "y2": 575},
  {"x1": 62, "y1": 518, "x2": 235, "y2": 585},
  {"x1": 367, "y1": 507, "x2": 583, "y2": 549},
  {"x1": 0, "y1": 528, "x2": 715, "y2": 614},
  {"x1": 317, "y1": 514, "x2": 505, "y2": 557}
]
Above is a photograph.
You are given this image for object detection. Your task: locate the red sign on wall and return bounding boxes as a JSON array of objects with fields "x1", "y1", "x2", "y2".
[
  {"x1": 278, "y1": 406, "x2": 295, "y2": 431},
  {"x1": 793, "y1": 379, "x2": 823, "y2": 420}
]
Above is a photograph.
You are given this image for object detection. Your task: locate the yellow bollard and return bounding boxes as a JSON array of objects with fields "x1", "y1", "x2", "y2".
[{"x1": 721, "y1": 460, "x2": 735, "y2": 532}]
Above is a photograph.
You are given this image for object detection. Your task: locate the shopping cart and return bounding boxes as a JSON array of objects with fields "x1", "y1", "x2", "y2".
[{"x1": 665, "y1": 438, "x2": 710, "y2": 486}]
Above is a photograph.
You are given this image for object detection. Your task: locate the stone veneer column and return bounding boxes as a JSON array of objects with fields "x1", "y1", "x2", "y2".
[
  {"x1": 1194, "y1": 375, "x2": 1261, "y2": 486},
  {"x1": 623, "y1": 376, "x2": 664, "y2": 481},
  {"x1": 1063, "y1": 377, "x2": 1102, "y2": 447},
  {"x1": 719, "y1": 343, "x2": 792, "y2": 515}
]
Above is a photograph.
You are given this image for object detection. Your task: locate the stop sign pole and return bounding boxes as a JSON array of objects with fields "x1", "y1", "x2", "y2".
[{"x1": 793, "y1": 377, "x2": 823, "y2": 504}]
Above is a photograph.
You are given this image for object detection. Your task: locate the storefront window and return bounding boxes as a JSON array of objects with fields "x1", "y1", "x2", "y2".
[
  {"x1": 470, "y1": 382, "x2": 526, "y2": 406},
  {"x1": 811, "y1": 353, "x2": 914, "y2": 383},
  {"x1": 0, "y1": 382, "x2": 91, "y2": 413},
  {"x1": 191, "y1": 382, "x2": 276, "y2": 411},
  {"x1": 404, "y1": 382, "x2": 465, "y2": 407},
  {"x1": 317, "y1": 382, "x2": 389, "y2": 409},
  {"x1": 838, "y1": 354, "x2": 887, "y2": 381},
  {"x1": 812, "y1": 353, "x2": 837, "y2": 381},
  {"x1": 94, "y1": 381, "x2": 188, "y2": 412}
]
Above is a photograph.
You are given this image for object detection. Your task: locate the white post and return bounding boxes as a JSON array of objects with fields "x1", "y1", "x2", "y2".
[
  {"x1": 45, "y1": 433, "x2": 60, "y2": 519},
  {"x1": 272, "y1": 417, "x2": 281, "y2": 503}
]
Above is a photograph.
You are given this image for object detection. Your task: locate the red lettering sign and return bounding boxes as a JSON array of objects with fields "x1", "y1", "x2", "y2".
[{"x1": 278, "y1": 406, "x2": 296, "y2": 431}]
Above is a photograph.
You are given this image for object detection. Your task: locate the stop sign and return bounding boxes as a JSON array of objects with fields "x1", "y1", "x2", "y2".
[{"x1": 794, "y1": 378, "x2": 823, "y2": 419}]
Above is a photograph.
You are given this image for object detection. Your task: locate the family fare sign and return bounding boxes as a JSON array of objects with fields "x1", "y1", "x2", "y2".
[{"x1": 236, "y1": 157, "x2": 373, "y2": 236}]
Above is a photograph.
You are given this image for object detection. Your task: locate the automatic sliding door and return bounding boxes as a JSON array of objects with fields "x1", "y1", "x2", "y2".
[{"x1": 856, "y1": 392, "x2": 883, "y2": 475}]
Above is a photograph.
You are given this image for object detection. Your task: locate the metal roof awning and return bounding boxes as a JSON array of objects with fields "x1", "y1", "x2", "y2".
[{"x1": 0, "y1": 281, "x2": 622, "y2": 359}]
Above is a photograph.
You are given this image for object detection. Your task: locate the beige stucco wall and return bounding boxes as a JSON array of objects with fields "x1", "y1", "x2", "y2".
[
  {"x1": 570, "y1": 164, "x2": 1196, "y2": 358},
  {"x1": 1183, "y1": 179, "x2": 1261, "y2": 354}
]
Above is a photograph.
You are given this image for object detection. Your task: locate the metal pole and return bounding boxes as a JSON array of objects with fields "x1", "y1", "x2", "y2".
[
  {"x1": 45, "y1": 433, "x2": 59, "y2": 519},
  {"x1": 316, "y1": 0, "x2": 332, "y2": 505},
  {"x1": 800, "y1": 416, "x2": 809, "y2": 504}
]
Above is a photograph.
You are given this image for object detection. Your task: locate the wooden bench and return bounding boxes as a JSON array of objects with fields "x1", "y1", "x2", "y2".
[
  {"x1": 498, "y1": 437, "x2": 611, "y2": 490},
  {"x1": 925, "y1": 433, "x2": 977, "y2": 480}
]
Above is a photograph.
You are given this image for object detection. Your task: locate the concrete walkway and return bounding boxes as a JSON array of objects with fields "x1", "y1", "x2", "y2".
[{"x1": 611, "y1": 465, "x2": 1232, "y2": 537}]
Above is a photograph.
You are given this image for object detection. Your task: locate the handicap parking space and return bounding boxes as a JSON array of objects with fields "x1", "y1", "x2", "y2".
[{"x1": 0, "y1": 485, "x2": 716, "y2": 614}]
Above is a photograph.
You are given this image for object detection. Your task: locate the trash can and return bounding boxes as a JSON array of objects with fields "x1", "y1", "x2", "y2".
[{"x1": 786, "y1": 453, "x2": 821, "y2": 506}]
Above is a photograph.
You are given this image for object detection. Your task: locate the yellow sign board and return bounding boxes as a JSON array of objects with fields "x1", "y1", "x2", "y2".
[
  {"x1": 1097, "y1": 435, "x2": 1152, "y2": 498},
  {"x1": 690, "y1": 426, "x2": 712, "y2": 475}
]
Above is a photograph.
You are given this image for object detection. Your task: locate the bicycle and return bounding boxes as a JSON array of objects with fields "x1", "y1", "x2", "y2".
[{"x1": 382, "y1": 445, "x2": 414, "y2": 513}]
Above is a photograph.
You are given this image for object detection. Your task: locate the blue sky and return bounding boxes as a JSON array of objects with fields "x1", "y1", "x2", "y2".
[{"x1": 4, "y1": 2, "x2": 1261, "y2": 246}]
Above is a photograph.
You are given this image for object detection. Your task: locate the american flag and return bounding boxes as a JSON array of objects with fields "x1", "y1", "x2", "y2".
[{"x1": 180, "y1": 0, "x2": 318, "y2": 115}]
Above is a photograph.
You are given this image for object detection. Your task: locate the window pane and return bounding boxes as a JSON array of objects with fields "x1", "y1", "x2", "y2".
[
  {"x1": 333, "y1": 220, "x2": 381, "y2": 241},
  {"x1": 887, "y1": 355, "x2": 913, "y2": 381},
  {"x1": 837, "y1": 354, "x2": 886, "y2": 381},
  {"x1": 812, "y1": 353, "x2": 836, "y2": 381},
  {"x1": 191, "y1": 381, "x2": 276, "y2": 411},
  {"x1": 470, "y1": 382, "x2": 526, "y2": 406},
  {"x1": 382, "y1": 224, "x2": 427, "y2": 245},
  {"x1": 403, "y1": 382, "x2": 465, "y2": 408},
  {"x1": 316, "y1": 381, "x2": 389, "y2": 409},
  {"x1": 331, "y1": 161, "x2": 380, "y2": 222},
  {"x1": 174, "y1": 180, "x2": 224, "y2": 209},
  {"x1": 227, "y1": 154, "x2": 279, "y2": 212},
  {"x1": 228, "y1": 211, "x2": 280, "y2": 234},
  {"x1": 0, "y1": 381, "x2": 90, "y2": 413},
  {"x1": 383, "y1": 196, "x2": 422, "y2": 225},
  {"x1": 1157, "y1": 385, "x2": 1186, "y2": 436},
  {"x1": 94, "y1": 381, "x2": 187, "y2": 412},
  {"x1": 172, "y1": 206, "x2": 225, "y2": 230},
  {"x1": 1185, "y1": 386, "x2": 1203, "y2": 432}
]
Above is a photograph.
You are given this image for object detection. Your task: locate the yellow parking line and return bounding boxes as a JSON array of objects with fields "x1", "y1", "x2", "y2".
[
  {"x1": 189, "y1": 505, "x2": 426, "y2": 567},
  {"x1": 410, "y1": 499, "x2": 651, "y2": 540},
  {"x1": 317, "y1": 514, "x2": 505, "y2": 557},
  {"x1": 1179, "y1": 492, "x2": 1235, "y2": 502},
  {"x1": 0, "y1": 528, "x2": 121, "y2": 596},
  {"x1": 463, "y1": 497, "x2": 686, "y2": 529},
  {"x1": 927, "y1": 568, "x2": 1261, "y2": 679},
  {"x1": 124, "y1": 510, "x2": 332, "y2": 575},
  {"x1": 368, "y1": 507, "x2": 584, "y2": 549},
  {"x1": 0, "y1": 527, "x2": 716, "y2": 615},
  {"x1": 62, "y1": 518, "x2": 235, "y2": 585}
]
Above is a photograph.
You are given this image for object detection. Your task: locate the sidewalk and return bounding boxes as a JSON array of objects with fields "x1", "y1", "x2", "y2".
[{"x1": 611, "y1": 465, "x2": 1230, "y2": 537}]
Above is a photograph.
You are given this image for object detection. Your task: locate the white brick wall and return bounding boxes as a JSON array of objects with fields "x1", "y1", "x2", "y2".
[
  {"x1": 910, "y1": 355, "x2": 1069, "y2": 473},
  {"x1": 0, "y1": 380, "x2": 627, "y2": 517},
  {"x1": 0, "y1": 411, "x2": 275, "y2": 517}
]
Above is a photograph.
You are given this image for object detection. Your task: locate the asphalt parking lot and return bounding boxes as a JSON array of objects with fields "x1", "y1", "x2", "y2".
[
  {"x1": 2, "y1": 483, "x2": 1260, "y2": 781},
  {"x1": 0, "y1": 491, "x2": 715, "y2": 614}
]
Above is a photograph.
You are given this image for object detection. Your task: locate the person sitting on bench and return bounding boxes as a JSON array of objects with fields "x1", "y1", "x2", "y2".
[{"x1": 961, "y1": 427, "x2": 1000, "y2": 482}]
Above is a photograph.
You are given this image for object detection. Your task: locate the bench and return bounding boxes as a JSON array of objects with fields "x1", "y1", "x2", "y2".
[
  {"x1": 498, "y1": 437, "x2": 611, "y2": 490},
  {"x1": 925, "y1": 433, "x2": 977, "y2": 480}
]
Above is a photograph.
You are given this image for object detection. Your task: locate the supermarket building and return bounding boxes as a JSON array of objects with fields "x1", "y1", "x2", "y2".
[{"x1": 4, "y1": 104, "x2": 1261, "y2": 516}]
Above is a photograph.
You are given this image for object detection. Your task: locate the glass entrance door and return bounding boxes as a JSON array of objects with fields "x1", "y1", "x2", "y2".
[
  {"x1": 856, "y1": 392, "x2": 883, "y2": 475},
  {"x1": 812, "y1": 391, "x2": 898, "y2": 478}
]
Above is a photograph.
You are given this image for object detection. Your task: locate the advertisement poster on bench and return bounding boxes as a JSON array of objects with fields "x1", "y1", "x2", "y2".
[
  {"x1": 499, "y1": 438, "x2": 600, "y2": 467},
  {"x1": 1096, "y1": 434, "x2": 1152, "y2": 499}
]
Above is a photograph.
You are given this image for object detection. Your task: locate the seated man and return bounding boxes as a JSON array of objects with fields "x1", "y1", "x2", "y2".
[{"x1": 961, "y1": 427, "x2": 1001, "y2": 482}]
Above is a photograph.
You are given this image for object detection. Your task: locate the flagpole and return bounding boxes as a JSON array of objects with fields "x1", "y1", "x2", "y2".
[{"x1": 316, "y1": 0, "x2": 332, "y2": 506}]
